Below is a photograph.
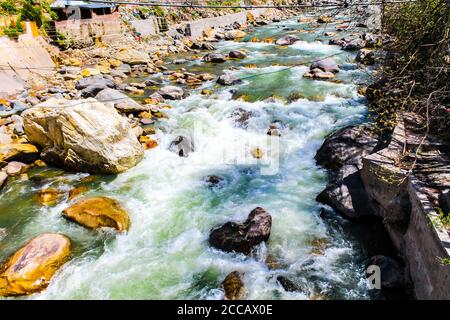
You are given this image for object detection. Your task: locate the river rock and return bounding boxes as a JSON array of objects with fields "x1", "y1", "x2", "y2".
[
  {"x1": 75, "y1": 75, "x2": 115, "y2": 91},
  {"x1": 230, "y1": 107, "x2": 253, "y2": 128},
  {"x1": 95, "y1": 88, "x2": 148, "y2": 113},
  {"x1": 217, "y1": 73, "x2": 242, "y2": 86},
  {"x1": 0, "y1": 233, "x2": 71, "y2": 296},
  {"x1": 5, "y1": 161, "x2": 27, "y2": 176},
  {"x1": 0, "y1": 171, "x2": 7, "y2": 190},
  {"x1": 169, "y1": 135, "x2": 194, "y2": 157},
  {"x1": 366, "y1": 255, "x2": 409, "y2": 289},
  {"x1": 310, "y1": 58, "x2": 340, "y2": 73},
  {"x1": 203, "y1": 52, "x2": 227, "y2": 63},
  {"x1": 115, "y1": 48, "x2": 150, "y2": 65},
  {"x1": 356, "y1": 48, "x2": 376, "y2": 65},
  {"x1": 22, "y1": 98, "x2": 144, "y2": 174},
  {"x1": 224, "y1": 30, "x2": 247, "y2": 40},
  {"x1": 62, "y1": 196, "x2": 130, "y2": 231},
  {"x1": 222, "y1": 271, "x2": 245, "y2": 300},
  {"x1": 229, "y1": 50, "x2": 247, "y2": 59},
  {"x1": 315, "y1": 125, "x2": 380, "y2": 171},
  {"x1": 303, "y1": 69, "x2": 335, "y2": 80},
  {"x1": 157, "y1": 86, "x2": 184, "y2": 100},
  {"x1": 209, "y1": 207, "x2": 272, "y2": 255},
  {"x1": 205, "y1": 175, "x2": 225, "y2": 187},
  {"x1": 318, "y1": 15, "x2": 333, "y2": 23},
  {"x1": 275, "y1": 35, "x2": 299, "y2": 46},
  {"x1": 0, "y1": 143, "x2": 39, "y2": 165},
  {"x1": 277, "y1": 275, "x2": 302, "y2": 292}
]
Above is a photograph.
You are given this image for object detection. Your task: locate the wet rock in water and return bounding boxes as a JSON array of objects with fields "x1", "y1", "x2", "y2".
[
  {"x1": 68, "y1": 186, "x2": 88, "y2": 200},
  {"x1": 115, "y1": 48, "x2": 150, "y2": 65},
  {"x1": 228, "y1": 50, "x2": 247, "y2": 59},
  {"x1": 169, "y1": 135, "x2": 194, "y2": 157},
  {"x1": 191, "y1": 42, "x2": 216, "y2": 50},
  {"x1": 0, "y1": 233, "x2": 71, "y2": 297},
  {"x1": 38, "y1": 188, "x2": 62, "y2": 206},
  {"x1": 317, "y1": 15, "x2": 333, "y2": 23},
  {"x1": 157, "y1": 86, "x2": 184, "y2": 100},
  {"x1": 22, "y1": 98, "x2": 144, "y2": 174},
  {"x1": 340, "y1": 38, "x2": 366, "y2": 51},
  {"x1": 205, "y1": 175, "x2": 225, "y2": 187},
  {"x1": 310, "y1": 58, "x2": 340, "y2": 73},
  {"x1": 144, "y1": 79, "x2": 159, "y2": 87},
  {"x1": 62, "y1": 196, "x2": 130, "y2": 231},
  {"x1": 0, "y1": 143, "x2": 39, "y2": 165},
  {"x1": 0, "y1": 171, "x2": 7, "y2": 190},
  {"x1": 275, "y1": 35, "x2": 299, "y2": 46},
  {"x1": 230, "y1": 107, "x2": 253, "y2": 128},
  {"x1": 203, "y1": 52, "x2": 227, "y2": 63},
  {"x1": 75, "y1": 75, "x2": 115, "y2": 91},
  {"x1": 4, "y1": 161, "x2": 27, "y2": 176},
  {"x1": 95, "y1": 88, "x2": 148, "y2": 113},
  {"x1": 277, "y1": 275, "x2": 302, "y2": 292},
  {"x1": 217, "y1": 73, "x2": 242, "y2": 86},
  {"x1": 303, "y1": 69, "x2": 335, "y2": 80},
  {"x1": 267, "y1": 123, "x2": 281, "y2": 136},
  {"x1": 209, "y1": 207, "x2": 272, "y2": 255},
  {"x1": 222, "y1": 271, "x2": 246, "y2": 300},
  {"x1": 315, "y1": 125, "x2": 379, "y2": 171},
  {"x1": 224, "y1": 30, "x2": 247, "y2": 40},
  {"x1": 366, "y1": 255, "x2": 409, "y2": 289}
]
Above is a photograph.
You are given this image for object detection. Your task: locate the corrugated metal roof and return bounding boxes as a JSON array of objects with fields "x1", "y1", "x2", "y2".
[{"x1": 50, "y1": 1, "x2": 117, "y2": 9}]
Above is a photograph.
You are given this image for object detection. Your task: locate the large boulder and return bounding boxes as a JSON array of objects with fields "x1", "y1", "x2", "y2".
[
  {"x1": 0, "y1": 233, "x2": 71, "y2": 296},
  {"x1": 315, "y1": 125, "x2": 379, "y2": 171},
  {"x1": 156, "y1": 86, "x2": 184, "y2": 100},
  {"x1": 310, "y1": 58, "x2": 340, "y2": 73},
  {"x1": 209, "y1": 207, "x2": 272, "y2": 255},
  {"x1": 203, "y1": 52, "x2": 227, "y2": 63},
  {"x1": 22, "y1": 98, "x2": 144, "y2": 174},
  {"x1": 95, "y1": 88, "x2": 149, "y2": 113},
  {"x1": 115, "y1": 48, "x2": 150, "y2": 65},
  {"x1": 62, "y1": 196, "x2": 130, "y2": 231},
  {"x1": 275, "y1": 35, "x2": 299, "y2": 46}
]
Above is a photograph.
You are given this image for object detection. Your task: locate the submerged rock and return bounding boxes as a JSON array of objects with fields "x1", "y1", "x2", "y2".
[
  {"x1": 205, "y1": 175, "x2": 225, "y2": 187},
  {"x1": 38, "y1": 188, "x2": 62, "y2": 206},
  {"x1": 209, "y1": 207, "x2": 272, "y2": 255},
  {"x1": 62, "y1": 197, "x2": 130, "y2": 231},
  {"x1": 0, "y1": 233, "x2": 71, "y2": 296},
  {"x1": 222, "y1": 271, "x2": 246, "y2": 300},
  {"x1": 22, "y1": 98, "x2": 144, "y2": 174}
]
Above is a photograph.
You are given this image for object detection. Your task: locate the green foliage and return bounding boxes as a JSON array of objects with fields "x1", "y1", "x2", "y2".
[
  {"x1": 152, "y1": 6, "x2": 165, "y2": 17},
  {"x1": 20, "y1": 0, "x2": 43, "y2": 26},
  {"x1": 440, "y1": 258, "x2": 450, "y2": 266},
  {"x1": 367, "y1": 0, "x2": 450, "y2": 136},
  {"x1": 0, "y1": 0, "x2": 18, "y2": 14},
  {"x1": 2, "y1": 23, "x2": 24, "y2": 38}
]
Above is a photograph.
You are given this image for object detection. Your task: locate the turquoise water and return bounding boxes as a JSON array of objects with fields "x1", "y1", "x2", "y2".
[{"x1": 0, "y1": 15, "x2": 385, "y2": 300}]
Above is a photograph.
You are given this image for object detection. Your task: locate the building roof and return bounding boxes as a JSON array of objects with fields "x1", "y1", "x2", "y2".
[{"x1": 50, "y1": 1, "x2": 117, "y2": 9}]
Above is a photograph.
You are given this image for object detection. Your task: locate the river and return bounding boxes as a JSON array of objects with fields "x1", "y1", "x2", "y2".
[{"x1": 0, "y1": 14, "x2": 394, "y2": 300}]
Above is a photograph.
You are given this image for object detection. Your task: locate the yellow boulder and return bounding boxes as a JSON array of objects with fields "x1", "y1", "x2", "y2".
[
  {"x1": 0, "y1": 143, "x2": 39, "y2": 164},
  {"x1": 62, "y1": 197, "x2": 130, "y2": 231},
  {"x1": 38, "y1": 188, "x2": 62, "y2": 206},
  {"x1": 0, "y1": 233, "x2": 71, "y2": 297}
]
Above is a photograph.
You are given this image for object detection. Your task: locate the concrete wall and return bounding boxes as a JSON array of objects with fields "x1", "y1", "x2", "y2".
[
  {"x1": 184, "y1": 8, "x2": 267, "y2": 39},
  {"x1": 0, "y1": 35, "x2": 55, "y2": 97},
  {"x1": 55, "y1": 12, "x2": 123, "y2": 46},
  {"x1": 130, "y1": 18, "x2": 158, "y2": 36}
]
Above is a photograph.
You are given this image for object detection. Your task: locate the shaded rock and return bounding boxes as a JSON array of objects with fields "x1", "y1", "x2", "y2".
[
  {"x1": 315, "y1": 125, "x2": 379, "y2": 171},
  {"x1": 22, "y1": 98, "x2": 144, "y2": 174},
  {"x1": 62, "y1": 196, "x2": 130, "y2": 231},
  {"x1": 191, "y1": 42, "x2": 216, "y2": 50},
  {"x1": 222, "y1": 271, "x2": 245, "y2": 300},
  {"x1": 0, "y1": 143, "x2": 39, "y2": 165},
  {"x1": 0, "y1": 233, "x2": 71, "y2": 296},
  {"x1": 75, "y1": 75, "x2": 115, "y2": 91},
  {"x1": 169, "y1": 135, "x2": 194, "y2": 157},
  {"x1": 275, "y1": 35, "x2": 299, "y2": 46},
  {"x1": 277, "y1": 275, "x2": 302, "y2": 292},
  {"x1": 203, "y1": 52, "x2": 227, "y2": 63},
  {"x1": 366, "y1": 255, "x2": 409, "y2": 289},
  {"x1": 157, "y1": 86, "x2": 184, "y2": 100},
  {"x1": 229, "y1": 50, "x2": 247, "y2": 59},
  {"x1": 217, "y1": 73, "x2": 242, "y2": 86},
  {"x1": 95, "y1": 88, "x2": 148, "y2": 113},
  {"x1": 115, "y1": 48, "x2": 150, "y2": 65},
  {"x1": 310, "y1": 58, "x2": 340, "y2": 73},
  {"x1": 209, "y1": 207, "x2": 272, "y2": 255}
]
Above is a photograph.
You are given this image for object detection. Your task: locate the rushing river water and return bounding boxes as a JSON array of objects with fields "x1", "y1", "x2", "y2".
[{"x1": 0, "y1": 15, "x2": 396, "y2": 300}]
